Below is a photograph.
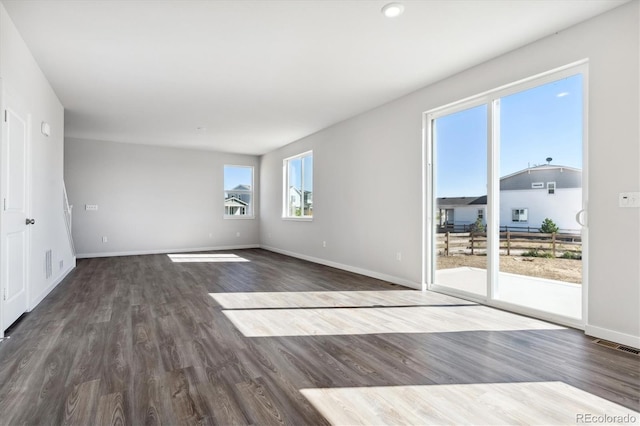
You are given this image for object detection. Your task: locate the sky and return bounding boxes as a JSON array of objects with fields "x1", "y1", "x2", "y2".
[
  {"x1": 224, "y1": 156, "x2": 313, "y2": 193},
  {"x1": 224, "y1": 165, "x2": 253, "y2": 190},
  {"x1": 435, "y1": 73, "x2": 583, "y2": 197},
  {"x1": 288, "y1": 155, "x2": 313, "y2": 191}
]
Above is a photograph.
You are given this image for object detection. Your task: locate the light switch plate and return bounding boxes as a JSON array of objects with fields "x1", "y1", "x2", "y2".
[{"x1": 619, "y1": 192, "x2": 640, "y2": 208}]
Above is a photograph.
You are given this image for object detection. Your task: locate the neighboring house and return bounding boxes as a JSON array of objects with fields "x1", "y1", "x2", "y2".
[
  {"x1": 500, "y1": 165, "x2": 581, "y2": 231},
  {"x1": 437, "y1": 165, "x2": 582, "y2": 232},
  {"x1": 437, "y1": 196, "x2": 487, "y2": 231},
  {"x1": 225, "y1": 184, "x2": 251, "y2": 215},
  {"x1": 226, "y1": 184, "x2": 251, "y2": 204},
  {"x1": 224, "y1": 196, "x2": 249, "y2": 215},
  {"x1": 288, "y1": 186, "x2": 313, "y2": 216}
]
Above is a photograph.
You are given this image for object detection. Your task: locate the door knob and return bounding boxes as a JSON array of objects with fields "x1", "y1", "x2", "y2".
[{"x1": 26, "y1": 218, "x2": 35, "y2": 225}]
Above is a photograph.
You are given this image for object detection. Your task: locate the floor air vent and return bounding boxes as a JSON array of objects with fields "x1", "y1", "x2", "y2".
[
  {"x1": 593, "y1": 339, "x2": 640, "y2": 356},
  {"x1": 45, "y1": 250, "x2": 52, "y2": 279}
]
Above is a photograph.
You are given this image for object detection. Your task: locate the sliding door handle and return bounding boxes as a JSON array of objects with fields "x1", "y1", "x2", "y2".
[{"x1": 575, "y1": 209, "x2": 586, "y2": 227}]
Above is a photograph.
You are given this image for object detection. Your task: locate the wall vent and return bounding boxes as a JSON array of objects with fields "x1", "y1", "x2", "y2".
[
  {"x1": 45, "y1": 250, "x2": 52, "y2": 279},
  {"x1": 593, "y1": 338, "x2": 639, "y2": 356}
]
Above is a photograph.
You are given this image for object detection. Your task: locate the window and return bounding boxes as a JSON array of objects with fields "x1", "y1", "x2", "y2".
[
  {"x1": 477, "y1": 209, "x2": 484, "y2": 220},
  {"x1": 224, "y1": 165, "x2": 253, "y2": 218},
  {"x1": 512, "y1": 208, "x2": 528, "y2": 222},
  {"x1": 283, "y1": 151, "x2": 313, "y2": 218},
  {"x1": 547, "y1": 182, "x2": 556, "y2": 195},
  {"x1": 531, "y1": 182, "x2": 544, "y2": 189}
]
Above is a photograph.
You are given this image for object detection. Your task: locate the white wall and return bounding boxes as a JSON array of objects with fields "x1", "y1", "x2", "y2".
[
  {"x1": 0, "y1": 3, "x2": 75, "y2": 322},
  {"x1": 260, "y1": 2, "x2": 639, "y2": 347},
  {"x1": 65, "y1": 138, "x2": 260, "y2": 257},
  {"x1": 500, "y1": 189, "x2": 582, "y2": 232},
  {"x1": 450, "y1": 205, "x2": 484, "y2": 228}
]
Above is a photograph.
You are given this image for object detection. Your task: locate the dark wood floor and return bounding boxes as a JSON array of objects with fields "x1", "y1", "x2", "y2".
[{"x1": 0, "y1": 249, "x2": 638, "y2": 425}]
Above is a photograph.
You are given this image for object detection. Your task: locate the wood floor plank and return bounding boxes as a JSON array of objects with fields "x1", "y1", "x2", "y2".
[
  {"x1": 61, "y1": 378, "x2": 101, "y2": 425},
  {"x1": 96, "y1": 392, "x2": 128, "y2": 426},
  {"x1": 66, "y1": 322, "x2": 108, "y2": 386},
  {"x1": 165, "y1": 367, "x2": 210, "y2": 425},
  {"x1": 131, "y1": 373, "x2": 166, "y2": 426},
  {"x1": 234, "y1": 376, "x2": 288, "y2": 426},
  {"x1": 194, "y1": 374, "x2": 251, "y2": 426},
  {"x1": 0, "y1": 248, "x2": 637, "y2": 425},
  {"x1": 101, "y1": 296, "x2": 133, "y2": 395}
]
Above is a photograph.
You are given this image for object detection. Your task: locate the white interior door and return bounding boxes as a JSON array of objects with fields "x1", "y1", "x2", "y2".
[{"x1": 1, "y1": 91, "x2": 30, "y2": 331}]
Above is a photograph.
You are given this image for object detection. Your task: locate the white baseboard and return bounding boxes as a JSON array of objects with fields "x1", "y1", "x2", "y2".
[
  {"x1": 77, "y1": 244, "x2": 260, "y2": 259},
  {"x1": 29, "y1": 257, "x2": 77, "y2": 310},
  {"x1": 260, "y1": 245, "x2": 421, "y2": 290},
  {"x1": 585, "y1": 324, "x2": 640, "y2": 349}
]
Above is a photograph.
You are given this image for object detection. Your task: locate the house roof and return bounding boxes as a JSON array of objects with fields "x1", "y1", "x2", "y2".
[
  {"x1": 229, "y1": 184, "x2": 251, "y2": 191},
  {"x1": 289, "y1": 186, "x2": 312, "y2": 196},
  {"x1": 500, "y1": 165, "x2": 582, "y2": 190},
  {"x1": 224, "y1": 197, "x2": 248, "y2": 207},
  {"x1": 440, "y1": 165, "x2": 582, "y2": 203},
  {"x1": 437, "y1": 196, "x2": 487, "y2": 207}
]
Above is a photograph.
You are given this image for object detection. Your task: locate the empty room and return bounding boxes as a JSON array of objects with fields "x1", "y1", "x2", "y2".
[{"x1": 0, "y1": 1, "x2": 639, "y2": 424}]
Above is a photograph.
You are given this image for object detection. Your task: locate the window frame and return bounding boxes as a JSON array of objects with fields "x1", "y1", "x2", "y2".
[
  {"x1": 547, "y1": 181, "x2": 556, "y2": 195},
  {"x1": 223, "y1": 165, "x2": 255, "y2": 219},
  {"x1": 424, "y1": 60, "x2": 587, "y2": 328},
  {"x1": 282, "y1": 150, "x2": 313, "y2": 220}
]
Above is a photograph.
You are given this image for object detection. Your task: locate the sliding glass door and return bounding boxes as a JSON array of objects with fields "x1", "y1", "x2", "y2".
[
  {"x1": 426, "y1": 64, "x2": 586, "y2": 325},
  {"x1": 431, "y1": 104, "x2": 488, "y2": 298},
  {"x1": 496, "y1": 74, "x2": 583, "y2": 319}
]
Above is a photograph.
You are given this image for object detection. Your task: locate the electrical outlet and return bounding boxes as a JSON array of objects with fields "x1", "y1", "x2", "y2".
[
  {"x1": 102, "y1": 236, "x2": 108, "y2": 243},
  {"x1": 322, "y1": 241, "x2": 327, "y2": 248},
  {"x1": 619, "y1": 192, "x2": 640, "y2": 208},
  {"x1": 396, "y1": 252, "x2": 402, "y2": 261}
]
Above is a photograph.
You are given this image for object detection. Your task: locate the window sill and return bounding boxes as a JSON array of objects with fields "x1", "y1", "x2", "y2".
[
  {"x1": 282, "y1": 217, "x2": 313, "y2": 222},
  {"x1": 224, "y1": 215, "x2": 255, "y2": 220}
]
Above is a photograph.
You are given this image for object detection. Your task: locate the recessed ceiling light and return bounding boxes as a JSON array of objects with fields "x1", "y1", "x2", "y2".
[{"x1": 381, "y1": 3, "x2": 404, "y2": 18}]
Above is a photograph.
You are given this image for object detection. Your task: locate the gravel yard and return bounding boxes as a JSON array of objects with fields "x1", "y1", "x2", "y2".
[{"x1": 436, "y1": 254, "x2": 582, "y2": 284}]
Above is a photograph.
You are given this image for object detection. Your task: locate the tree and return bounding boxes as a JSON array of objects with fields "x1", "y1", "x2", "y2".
[
  {"x1": 540, "y1": 218, "x2": 559, "y2": 233},
  {"x1": 470, "y1": 217, "x2": 485, "y2": 233}
]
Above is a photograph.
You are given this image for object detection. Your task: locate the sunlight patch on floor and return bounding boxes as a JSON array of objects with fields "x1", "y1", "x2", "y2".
[
  {"x1": 167, "y1": 253, "x2": 249, "y2": 263},
  {"x1": 221, "y1": 302, "x2": 565, "y2": 337},
  {"x1": 300, "y1": 382, "x2": 638, "y2": 425},
  {"x1": 210, "y1": 289, "x2": 475, "y2": 310}
]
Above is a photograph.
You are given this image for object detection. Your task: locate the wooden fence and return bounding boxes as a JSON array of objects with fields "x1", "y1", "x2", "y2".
[
  {"x1": 436, "y1": 231, "x2": 582, "y2": 257},
  {"x1": 438, "y1": 224, "x2": 580, "y2": 234}
]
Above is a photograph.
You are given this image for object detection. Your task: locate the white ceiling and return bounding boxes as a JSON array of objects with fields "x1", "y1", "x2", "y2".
[{"x1": 2, "y1": 0, "x2": 627, "y2": 155}]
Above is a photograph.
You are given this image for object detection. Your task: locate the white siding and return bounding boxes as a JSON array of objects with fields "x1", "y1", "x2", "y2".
[
  {"x1": 451, "y1": 206, "x2": 485, "y2": 228},
  {"x1": 500, "y1": 188, "x2": 582, "y2": 232}
]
